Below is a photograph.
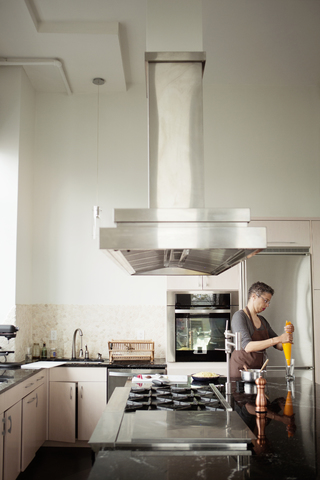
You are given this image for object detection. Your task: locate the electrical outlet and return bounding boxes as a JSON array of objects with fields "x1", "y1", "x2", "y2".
[
  {"x1": 51, "y1": 330, "x2": 57, "y2": 341},
  {"x1": 137, "y1": 329, "x2": 144, "y2": 340}
]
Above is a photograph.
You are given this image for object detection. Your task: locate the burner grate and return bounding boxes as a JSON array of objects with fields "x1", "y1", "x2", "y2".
[{"x1": 125, "y1": 384, "x2": 226, "y2": 413}]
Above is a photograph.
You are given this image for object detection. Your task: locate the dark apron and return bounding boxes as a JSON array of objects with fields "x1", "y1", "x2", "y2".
[{"x1": 230, "y1": 307, "x2": 270, "y2": 378}]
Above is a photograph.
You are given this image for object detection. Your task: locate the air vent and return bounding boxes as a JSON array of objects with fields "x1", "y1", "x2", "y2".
[{"x1": 258, "y1": 247, "x2": 310, "y2": 255}]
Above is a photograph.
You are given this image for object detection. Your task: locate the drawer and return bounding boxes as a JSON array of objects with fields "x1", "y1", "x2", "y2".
[
  {"x1": 1, "y1": 370, "x2": 47, "y2": 412},
  {"x1": 49, "y1": 367, "x2": 106, "y2": 382}
]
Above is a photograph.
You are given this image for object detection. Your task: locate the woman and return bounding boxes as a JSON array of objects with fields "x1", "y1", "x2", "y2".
[{"x1": 230, "y1": 281, "x2": 294, "y2": 378}]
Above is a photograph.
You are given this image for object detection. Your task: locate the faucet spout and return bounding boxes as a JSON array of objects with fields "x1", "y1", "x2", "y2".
[{"x1": 71, "y1": 328, "x2": 83, "y2": 359}]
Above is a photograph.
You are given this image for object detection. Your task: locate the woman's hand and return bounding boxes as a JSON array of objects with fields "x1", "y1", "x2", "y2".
[
  {"x1": 285, "y1": 323, "x2": 295, "y2": 334},
  {"x1": 280, "y1": 331, "x2": 293, "y2": 344}
]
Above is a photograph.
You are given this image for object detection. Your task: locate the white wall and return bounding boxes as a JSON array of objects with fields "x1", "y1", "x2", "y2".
[
  {"x1": 0, "y1": 68, "x2": 21, "y2": 322},
  {"x1": 32, "y1": 86, "x2": 166, "y2": 306},
  {"x1": 16, "y1": 69, "x2": 35, "y2": 304},
  {"x1": 203, "y1": 84, "x2": 320, "y2": 217},
  {"x1": 30, "y1": 82, "x2": 320, "y2": 307}
]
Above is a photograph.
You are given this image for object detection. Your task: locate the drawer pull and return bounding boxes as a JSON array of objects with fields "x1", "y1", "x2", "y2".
[
  {"x1": 27, "y1": 396, "x2": 36, "y2": 404},
  {"x1": 8, "y1": 415, "x2": 12, "y2": 434},
  {"x1": 25, "y1": 382, "x2": 34, "y2": 388},
  {"x1": 36, "y1": 376, "x2": 44, "y2": 381}
]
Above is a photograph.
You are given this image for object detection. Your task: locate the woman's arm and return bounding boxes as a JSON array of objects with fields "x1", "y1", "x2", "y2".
[{"x1": 245, "y1": 331, "x2": 292, "y2": 353}]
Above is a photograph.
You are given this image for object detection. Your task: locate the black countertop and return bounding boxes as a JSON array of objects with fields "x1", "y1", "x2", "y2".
[
  {"x1": 0, "y1": 359, "x2": 167, "y2": 395},
  {"x1": 28, "y1": 358, "x2": 167, "y2": 368},
  {"x1": 88, "y1": 371, "x2": 320, "y2": 480},
  {"x1": 0, "y1": 366, "x2": 42, "y2": 394}
]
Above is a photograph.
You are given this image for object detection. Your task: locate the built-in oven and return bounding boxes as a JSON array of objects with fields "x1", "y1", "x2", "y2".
[{"x1": 167, "y1": 291, "x2": 239, "y2": 363}]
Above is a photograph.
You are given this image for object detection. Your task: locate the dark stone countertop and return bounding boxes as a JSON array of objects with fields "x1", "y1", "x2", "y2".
[
  {"x1": 0, "y1": 359, "x2": 167, "y2": 395},
  {"x1": 88, "y1": 370, "x2": 320, "y2": 480},
  {"x1": 0, "y1": 366, "x2": 42, "y2": 394},
  {"x1": 30, "y1": 358, "x2": 167, "y2": 368}
]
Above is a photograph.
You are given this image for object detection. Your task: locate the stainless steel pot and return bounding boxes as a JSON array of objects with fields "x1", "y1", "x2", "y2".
[{"x1": 240, "y1": 369, "x2": 267, "y2": 383}]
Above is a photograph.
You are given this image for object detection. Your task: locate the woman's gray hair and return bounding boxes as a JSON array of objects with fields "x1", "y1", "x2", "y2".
[{"x1": 248, "y1": 281, "x2": 274, "y2": 299}]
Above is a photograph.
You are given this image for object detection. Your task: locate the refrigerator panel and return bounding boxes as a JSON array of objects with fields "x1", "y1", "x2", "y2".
[{"x1": 246, "y1": 254, "x2": 313, "y2": 368}]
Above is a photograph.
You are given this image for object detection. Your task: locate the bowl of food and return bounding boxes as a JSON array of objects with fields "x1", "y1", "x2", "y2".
[
  {"x1": 240, "y1": 369, "x2": 267, "y2": 383},
  {"x1": 191, "y1": 372, "x2": 221, "y2": 384}
]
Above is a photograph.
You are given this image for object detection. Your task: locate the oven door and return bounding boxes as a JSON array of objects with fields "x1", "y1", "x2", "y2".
[{"x1": 175, "y1": 309, "x2": 230, "y2": 362}]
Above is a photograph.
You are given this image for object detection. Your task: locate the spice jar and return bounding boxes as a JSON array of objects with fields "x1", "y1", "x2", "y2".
[{"x1": 32, "y1": 343, "x2": 40, "y2": 360}]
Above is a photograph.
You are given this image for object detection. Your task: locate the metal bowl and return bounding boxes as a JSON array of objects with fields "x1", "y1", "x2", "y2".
[{"x1": 240, "y1": 369, "x2": 267, "y2": 383}]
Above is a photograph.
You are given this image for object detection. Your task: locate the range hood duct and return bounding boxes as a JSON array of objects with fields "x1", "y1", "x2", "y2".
[{"x1": 100, "y1": 52, "x2": 267, "y2": 275}]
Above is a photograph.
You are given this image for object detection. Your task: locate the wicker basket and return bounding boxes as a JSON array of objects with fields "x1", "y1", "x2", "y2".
[{"x1": 108, "y1": 340, "x2": 154, "y2": 363}]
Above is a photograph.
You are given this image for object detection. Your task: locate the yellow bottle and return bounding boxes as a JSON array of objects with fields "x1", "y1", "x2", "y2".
[{"x1": 282, "y1": 320, "x2": 292, "y2": 366}]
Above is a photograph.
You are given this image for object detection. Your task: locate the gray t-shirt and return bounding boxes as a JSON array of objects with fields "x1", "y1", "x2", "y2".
[{"x1": 231, "y1": 309, "x2": 278, "y2": 350}]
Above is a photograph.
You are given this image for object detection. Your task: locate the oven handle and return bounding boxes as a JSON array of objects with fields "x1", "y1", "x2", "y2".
[{"x1": 175, "y1": 309, "x2": 231, "y2": 314}]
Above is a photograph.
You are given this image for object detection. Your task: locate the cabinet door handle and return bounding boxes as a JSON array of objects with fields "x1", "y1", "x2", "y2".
[
  {"x1": 2, "y1": 418, "x2": 5, "y2": 436},
  {"x1": 8, "y1": 416, "x2": 12, "y2": 434},
  {"x1": 198, "y1": 276, "x2": 202, "y2": 288},
  {"x1": 27, "y1": 396, "x2": 36, "y2": 404},
  {"x1": 36, "y1": 393, "x2": 38, "y2": 408},
  {"x1": 25, "y1": 382, "x2": 34, "y2": 388},
  {"x1": 80, "y1": 386, "x2": 83, "y2": 399},
  {"x1": 70, "y1": 386, "x2": 73, "y2": 400}
]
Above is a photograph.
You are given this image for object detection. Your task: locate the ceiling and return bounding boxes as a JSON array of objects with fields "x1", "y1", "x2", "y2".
[{"x1": 1, "y1": 0, "x2": 320, "y2": 95}]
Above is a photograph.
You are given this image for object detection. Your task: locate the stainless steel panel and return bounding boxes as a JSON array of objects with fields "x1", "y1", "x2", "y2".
[
  {"x1": 99, "y1": 52, "x2": 267, "y2": 276},
  {"x1": 89, "y1": 386, "x2": 130, "y2": 452},
  {"x1": 101, "y1": 224, "x2": 266, "y2": 275},
  {"x1": 130, "y1": 410, "x2": 255, "y2": 445},
  {"x1": 107, "y1": 368, "x2": 165, "y2": 401},
  {"x1": 145, "y1": 52, "x2": 206, "y2": 64},
  {"x1": 148, "y1": 60, "x2": 204, "y2": 208},
  {"x1": 114, "y1": 208, "x2": 251, "y2": 223},
  {"x1": 246, "y1": 253, "x2": 313, "y2": 368}
]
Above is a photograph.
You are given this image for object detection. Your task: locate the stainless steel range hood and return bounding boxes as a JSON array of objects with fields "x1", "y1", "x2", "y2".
[{"x1": 100, "y1": 52, "x2": 266, "y2": 276}]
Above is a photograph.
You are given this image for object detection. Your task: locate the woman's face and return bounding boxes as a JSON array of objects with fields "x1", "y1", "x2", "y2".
[{"x1": 253, "y1": 292, "x2": 272, "y2": 313}]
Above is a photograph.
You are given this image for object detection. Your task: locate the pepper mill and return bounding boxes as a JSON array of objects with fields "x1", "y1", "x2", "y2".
[
  {"x1": 255, "y1": 376, "x2": 267, "y2": 446},
  {"x1": 255, "y1": 376, "x2": 267, "y2": 414}
]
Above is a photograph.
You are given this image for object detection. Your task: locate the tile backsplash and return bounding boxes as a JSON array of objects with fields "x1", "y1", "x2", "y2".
[{"x1": 11, "y1": 304, "x2": 166, "y2": 362}]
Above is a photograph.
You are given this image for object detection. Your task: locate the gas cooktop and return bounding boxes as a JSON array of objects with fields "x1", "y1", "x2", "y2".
[{"x1": 125, "y1": 383, "x2": 229, "y2": 413}]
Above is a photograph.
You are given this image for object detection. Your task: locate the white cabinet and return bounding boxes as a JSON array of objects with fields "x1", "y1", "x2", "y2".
[
  {"x1": 48, "y1": 368, "x2": 107, "y2": 443},
  {"x1": 167, "y1": 264, "x2": 240, "y2": 291},
  {"x1": 49, "y1": 382, "x2": 76, "y2": 443},
  {"x1": 78, "y1": 382, "x2": 106, "y2": 441},
  {"x1": 0, "y1": 369, "x2": 47, "y2": 479},
  {"x1": 21, "y1": 382, "x2": 46, "y2": 471},
  {"x1": 250, "y1": 220, "x2": 310, "y2": 247},
  {"x1": 3, "y1": 401, "x2": 21, "y2": 480}
]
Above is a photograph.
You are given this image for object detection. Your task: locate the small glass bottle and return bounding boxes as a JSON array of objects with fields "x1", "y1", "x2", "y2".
[
  {"x1": 50, "y1": 347, "x2": 57, "y2": 359},
  {"x1": 41, "y1": 343, "x2": 47, "y2": 360},
  {"x1": 32, "y1": 343, "x2": 40, "y2": 360},
  {"x1": 25, "y1": 347, "x2": 32, "y2": 363}
]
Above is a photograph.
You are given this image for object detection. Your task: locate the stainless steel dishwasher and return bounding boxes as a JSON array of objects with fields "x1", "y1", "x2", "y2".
[{"x1": 107, "y1": 367, "x2": 166, "y2": 401}]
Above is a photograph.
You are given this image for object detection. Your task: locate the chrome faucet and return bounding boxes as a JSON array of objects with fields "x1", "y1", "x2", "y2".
[
  {"x1": 71, "y1": 328, "x2": 84, "y2": 359},
  {"x1": 224, "y1": 321, "x2": 241, "y2": 396}
]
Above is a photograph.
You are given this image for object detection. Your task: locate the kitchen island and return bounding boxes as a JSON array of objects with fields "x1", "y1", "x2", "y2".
[{"x1": 88, "y1": 371, "x2": 318, "y2": 479}]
